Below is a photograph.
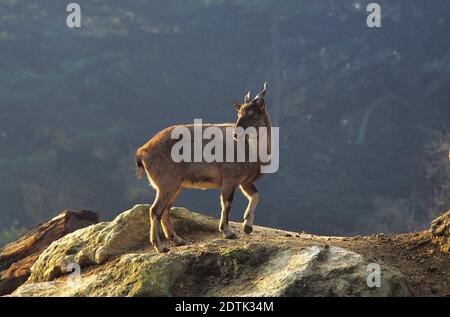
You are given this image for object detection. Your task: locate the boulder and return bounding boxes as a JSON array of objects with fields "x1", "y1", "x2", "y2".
[
  {"x1": 0, "y1": 210, "x2": 98, "y2": 295},
  {"x1": 28, "y1": 205, "x2": 217, "y2": 283},
  {"x1": 13, "y1": 253, "x2": 185, "y2": 297},
  {"x1": 10, "y1": 205, "x2": 411, "y2": 297},
  {"x1": 28, "y1": 205, "x2": 150, "y2": 283},
  {"x1": 227, "y1": 245, "x2": 411, "y2": 296}
]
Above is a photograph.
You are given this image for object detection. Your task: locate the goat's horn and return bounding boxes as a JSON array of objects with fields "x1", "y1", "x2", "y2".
[
  {"x1": 254, "y1": 82, "x2": 268, "y2": 100},
  {"x1": 244, "y1": 91, "x2": 251, "y2": 103}
]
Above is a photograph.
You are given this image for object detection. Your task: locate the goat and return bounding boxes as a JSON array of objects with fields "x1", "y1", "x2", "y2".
[{"x1": 136, "y1": 83, "x2": 272, "y2": 253}]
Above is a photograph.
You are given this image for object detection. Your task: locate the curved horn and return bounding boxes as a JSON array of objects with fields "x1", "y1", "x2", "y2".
[
  {"x1": 244, "y1": 91, "x2": 251, "y2": 104},
  {"x1": 254, "y1": 82, "x2": 268, "y2": 100}
]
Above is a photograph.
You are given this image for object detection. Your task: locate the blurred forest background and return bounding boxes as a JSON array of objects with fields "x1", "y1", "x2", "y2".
[{"x1": 0, "y1": 0, "x2": 449, "y2": 246}]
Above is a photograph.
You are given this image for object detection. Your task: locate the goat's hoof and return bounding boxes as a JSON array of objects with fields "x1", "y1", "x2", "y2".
[
  {"x1": 173, "y1": 236, "x2": 187, "y2": 246},
  {"x1": 153, "y1": 245, "x2": 170, "y2": 253},
  {"x1": 243, "y1": 225, "x2": 253, "y2": 235},
  {"x1": 223, "y1": 231, "x2": 238, "y2": 239}
]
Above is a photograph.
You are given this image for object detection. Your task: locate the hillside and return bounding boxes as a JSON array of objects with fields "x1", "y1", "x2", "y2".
[
  {"x1": 1, "y1": 1, "x2": 449, "y2": 240},
  {"x1": 3, "y1": 206, "x2": 449, "y2": 297}
]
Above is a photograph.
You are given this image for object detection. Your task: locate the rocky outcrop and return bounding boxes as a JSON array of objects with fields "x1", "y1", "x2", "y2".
[
  {"x1": 431, "y1": 210, "x2": 450, "y2": 255},
  {"x1": 28, "y1": 205, "x2": 217, "y2": 283},
  {"x1": 0, "y1": 210, "x2": 98, "y2": 295},
  {"x1": 10, "y1": 205, "x2": 412, "y2": 297}
]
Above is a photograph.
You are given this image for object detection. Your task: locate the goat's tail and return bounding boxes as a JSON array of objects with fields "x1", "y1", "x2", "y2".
[{"x1": 135, "y1": 148, "x2": 146, "y2": 179}]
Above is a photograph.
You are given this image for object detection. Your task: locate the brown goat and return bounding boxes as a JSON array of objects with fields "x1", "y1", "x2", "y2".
[{"x1": 136, "y1": 83, "x2": 272, "y2": 253}]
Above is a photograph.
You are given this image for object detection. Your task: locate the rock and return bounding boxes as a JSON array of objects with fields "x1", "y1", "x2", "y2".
[
  {"x1": 13, "y1": 253, "x2": 186, "y2": 297},
  {"x1": 28, "y1": 205, "x2": 150, "y2": 283},
  {"x1": 0, "y1": 210, "x2": 98, "y2": 296},
  {"x1": 212, "y1": 245, "x2": 411, "y2": 297},
  {"x1": 28, "y1": 205, "x2": 211, "y2": 283},
  {"x1": 10, "y1": 205, "x2": 412, "y2": 297},
  {"x1": 430, "y1": 210, "x2": 450, "y2": 255}
]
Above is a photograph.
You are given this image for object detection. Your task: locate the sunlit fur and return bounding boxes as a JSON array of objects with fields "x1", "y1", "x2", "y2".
[{"x1": 136, "y1": 85, "x2": 271, "y2": 253}]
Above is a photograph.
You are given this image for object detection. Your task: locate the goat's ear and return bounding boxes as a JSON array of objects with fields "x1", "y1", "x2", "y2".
[
  {"x1": 232, "y1": 102, "x2": 241, "y2": 111},
  {"x1": 256, "y1": 98, "x2": 265, "y2": 112}
]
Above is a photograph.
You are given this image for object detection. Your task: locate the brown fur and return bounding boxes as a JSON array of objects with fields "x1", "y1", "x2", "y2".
[{"x1": 136, "y1": 84, "x2": 271, "y2": 253}]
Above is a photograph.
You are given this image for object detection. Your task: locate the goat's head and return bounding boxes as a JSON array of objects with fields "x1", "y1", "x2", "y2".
[{"x1": 232, "y1": 82, "x2": 269, "y2": 140}]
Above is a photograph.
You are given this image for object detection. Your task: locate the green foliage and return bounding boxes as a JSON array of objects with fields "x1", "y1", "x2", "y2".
[
  {"x1": 425, "y1": 133, "x2": 450, "y2": 219},
  {"x1": 0, "y1": 1, "x2": 448, "y2": 235},
  {"x1": 0, "y1": 222, "x2": 27, "y2": 247}
]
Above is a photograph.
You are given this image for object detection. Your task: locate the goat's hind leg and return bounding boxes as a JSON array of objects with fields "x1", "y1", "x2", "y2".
[
  {"x1": 219, "y1": 184, "x2": 237, "y2": 239},
  {"x1": 149, "y1": 191, "x2": 169, "y2": 253},
  {"x1": 161, "y1": 192, "x2": 187, "y2": 247}
]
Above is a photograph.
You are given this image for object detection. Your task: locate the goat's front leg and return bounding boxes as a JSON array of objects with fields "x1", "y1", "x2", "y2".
[
  {"x1": 219, "y1": 185, "x2": 237, "y2": 239},
  {"x1": 240, "y1": 183, "x2": 259, "y2": 234}
]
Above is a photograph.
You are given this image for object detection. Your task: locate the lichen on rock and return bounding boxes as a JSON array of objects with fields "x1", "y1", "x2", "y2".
[
  {"x1": 10, "y1": 205, "x2": 413, "y2": 297},
  {"x1": 29, "y1": 204, "x2": 152, "y2": 283}
]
